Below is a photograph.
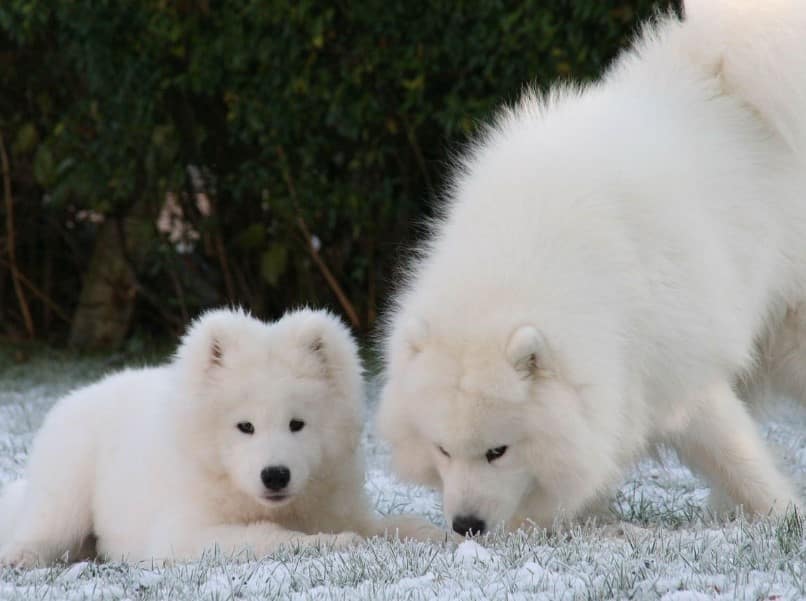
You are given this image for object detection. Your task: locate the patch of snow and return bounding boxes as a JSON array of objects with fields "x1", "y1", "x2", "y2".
[
  {"x1": 0, "y1": 360, "x2": 804, "y2": 600},
  {"x1": 454, "y1": 540, "x2": 493, "y2": 564}
]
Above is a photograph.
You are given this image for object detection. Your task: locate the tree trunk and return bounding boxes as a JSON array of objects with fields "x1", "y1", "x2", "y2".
[{"x1": 69, "y1": 203, "x2": 151, "y2": 350}]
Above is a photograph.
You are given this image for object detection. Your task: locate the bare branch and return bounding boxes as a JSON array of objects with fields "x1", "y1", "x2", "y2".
[
  {"x1": 275, "y1": 146, "x2": 361, "y2": 330},
  {"x1": 0, "y1": 130, "x2": 35, "y2": 338}
]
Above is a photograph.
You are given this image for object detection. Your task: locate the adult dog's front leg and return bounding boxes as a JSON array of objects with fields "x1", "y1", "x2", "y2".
[{"x1": 670, "y1": 381, "x2": 801, "y2": 518}]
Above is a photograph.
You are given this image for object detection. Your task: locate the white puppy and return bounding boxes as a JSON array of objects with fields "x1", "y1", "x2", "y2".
[
  {"x1": 378, "y1": 1, "x2": 806, "y2": 536},
  {"x1": 0, "y1": 308, "x2": 442, "y2": 566}
]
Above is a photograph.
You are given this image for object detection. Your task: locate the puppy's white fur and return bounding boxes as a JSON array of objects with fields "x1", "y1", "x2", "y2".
[
  {"x1": 379, "y1": 1, "x2": 806, "y2": 533},
  {"x1": 0, "y1": 308, "x2": 441, "y2": 566}
]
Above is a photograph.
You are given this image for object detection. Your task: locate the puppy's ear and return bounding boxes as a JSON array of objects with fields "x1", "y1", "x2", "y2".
[
  {"x1": 176, "y1": 308, "x2": 252, "y2": 378},
  {"x1": 282, "y1": 309, "x2": 363, "y2": 386},
  {"x1": 505, "y1": 325, "x2": 550, "y2": 380},
  {"x1": 295, "y1": 315, "x2": 334, "y2": 376},
  {"x1": 209, "y1": 336, "x2": 224, "y2": 368}
]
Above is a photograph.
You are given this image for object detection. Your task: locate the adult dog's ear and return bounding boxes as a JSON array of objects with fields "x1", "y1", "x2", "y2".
[
  {"x1": 404, "y1": 317, "x2": 429, "y2": 358},
  {"x1": 375, "y1": 390, "x2": 440, "y2": 487},
  {"x1": 386, "y1": 316, "x2": 429, "y2": 366},
  {"x1": 505, "y1": 325, "x2": 550, "y2": 380}
]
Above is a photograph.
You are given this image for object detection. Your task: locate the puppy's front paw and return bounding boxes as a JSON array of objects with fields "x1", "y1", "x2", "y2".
[
  {"x1": 330, "y1": 531, "x2": 363, "y2": 549},
  {"x1": 0, "y1": 546, "x2": 41, "y2": 569},
  {"x1": 295, "y1": 531, "x2": 362, "y2": 551}
]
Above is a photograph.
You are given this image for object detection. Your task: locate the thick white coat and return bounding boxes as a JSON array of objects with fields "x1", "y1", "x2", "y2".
[{"x1": 0, "y1": 309, "x2": 440, "y2": 566}]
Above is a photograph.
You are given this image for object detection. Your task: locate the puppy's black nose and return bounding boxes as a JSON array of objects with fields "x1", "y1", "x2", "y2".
[
  {"x1": 261, "y1": 465, "x2": 290, "y2": 491},
  {"x1": 452, "y1": 515, "x2": 486, "y2": 536}
]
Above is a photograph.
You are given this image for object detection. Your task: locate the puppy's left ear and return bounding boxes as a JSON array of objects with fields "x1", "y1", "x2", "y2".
[{"x1": 284, "y1": 310, "x2": 363, "y2": 385}]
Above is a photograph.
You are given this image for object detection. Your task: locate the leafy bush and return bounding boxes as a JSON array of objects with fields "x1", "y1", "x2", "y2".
[{"x1": 0, "y1": 0, "x2": 680, "y2": 345}]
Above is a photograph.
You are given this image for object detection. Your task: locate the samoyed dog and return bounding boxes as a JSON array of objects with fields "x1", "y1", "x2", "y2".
[
  {"x1": 378, "y1": 0, "x2": 806, "y2": 536},
  {"x1": 0, "y1": 308, "x2": 441, "y2": 566}
]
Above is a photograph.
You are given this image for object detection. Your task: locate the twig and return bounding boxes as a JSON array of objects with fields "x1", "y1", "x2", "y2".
[
  {"x1": 402, "y1": 115, "x2": 433, "y2": 197},
  {"x1": 113, "y1": 217, "x2": 184, "y2": 331},
  {"x1": 0, "y1": 255, "x2": 70, "y2": 323},
  {"x1": 275, "y1": 146, "x2": 361, "y2": 330},
  {"x1": 42, "y1": 232, "x2": 54, "y2": 329},
  {"x1": 168, "y1": 263, "x2": 189, "y2": 325},
  {"x1": 367, "y1": 238, "x2": 376, "y2": 326},
  {"x1": 232, "y1": 259, "x2": 257, "y2": 314},
  {"x1": 187, "y1": 165, "x2": 235, "y2": 304},
  {"x1": 213, "y1": 229, "x2": 236, "y2": 304},
  {"x1": 0, "y1": 130, "x2": 35, "y2": 338}
]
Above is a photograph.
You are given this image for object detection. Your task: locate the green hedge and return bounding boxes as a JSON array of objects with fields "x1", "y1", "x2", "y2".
[{"x1": 0, "y1": 1, "x2": 680, "y2": 344}]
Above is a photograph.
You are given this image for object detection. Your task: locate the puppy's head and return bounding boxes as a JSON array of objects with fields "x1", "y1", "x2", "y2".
[{"x1": 176, "y1": 307, "x2": 363, "y2": 508}]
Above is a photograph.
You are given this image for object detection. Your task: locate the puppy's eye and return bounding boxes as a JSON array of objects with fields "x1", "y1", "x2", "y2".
[
  {"x1": 237, "y1": 422, "x2": 255, "y2": 435},
  {"x1": 437, "y1": 445, "x2": 450, "y2": 458},
  {"x1": 485, "y1": 446, "x2": 507, "y2": 463},
  {"x1": 289, "y1": 419, "x2": 305, "y2": 433}
]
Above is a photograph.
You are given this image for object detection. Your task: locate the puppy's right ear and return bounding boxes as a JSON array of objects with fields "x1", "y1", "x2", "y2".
[{"x1": 175, "y1": 308, "x2": 250, "y2": 378}]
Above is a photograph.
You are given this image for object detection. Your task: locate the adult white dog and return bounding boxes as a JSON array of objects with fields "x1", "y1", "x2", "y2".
[
  {"x1": 0, "y1": 308, "x2": 441, "y2": 566},
  {"x1": 378, "y1": 1, "x2": 806, "y2": 536}
]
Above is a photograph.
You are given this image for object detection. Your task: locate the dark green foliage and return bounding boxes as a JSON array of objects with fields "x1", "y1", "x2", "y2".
[{"x1": 0, "y1": 0, "x2": 680, "y2": 342}]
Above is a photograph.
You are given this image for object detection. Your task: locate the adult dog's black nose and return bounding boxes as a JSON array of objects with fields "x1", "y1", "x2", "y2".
[
  {"x1": 452, "y1": 514, "x2": 486, "y2": 536},
  {"x1": 261, "y1": 465, "x2": 291, "y2": 491}
]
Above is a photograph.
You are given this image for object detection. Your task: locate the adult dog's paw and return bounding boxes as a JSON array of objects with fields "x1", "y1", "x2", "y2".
[{"x1": 378, "y1": 515, "x2": 456, "y2": 543}]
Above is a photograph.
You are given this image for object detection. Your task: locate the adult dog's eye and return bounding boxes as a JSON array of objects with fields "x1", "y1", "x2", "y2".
[
  {"x1": 437, "y1": 445, "x2": 450, "y2": 458},
  {"x1": 289, "y1": 419, "x2": 305, "y2": 433},
  {"x1": 485, "y1": 446, "x2": 507, "y2": 462},
  {"x1": 237, "y1": 422, "x2": 255, "y2": 435}
]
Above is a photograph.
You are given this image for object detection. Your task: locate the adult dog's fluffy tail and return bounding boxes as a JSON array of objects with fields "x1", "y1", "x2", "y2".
[{"x1": 685, "y1": 0, "x2": 806, "y2": 155}]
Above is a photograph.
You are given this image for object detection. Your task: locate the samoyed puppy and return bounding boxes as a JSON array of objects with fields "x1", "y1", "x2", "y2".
[
  {"x1": 0, "y1": 308, "x2": 442, "y2": 566},
  {"x1": 378, "y1": 0, "x2": 806, "y2": 536}
]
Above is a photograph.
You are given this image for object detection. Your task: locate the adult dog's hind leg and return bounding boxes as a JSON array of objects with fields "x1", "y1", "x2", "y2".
[
  {"x1": 758, "y1": 303, "x2": 806, "y2": 407},
  {"x1": 670, "y1": 381, "x2": 801, "y2": 518}
]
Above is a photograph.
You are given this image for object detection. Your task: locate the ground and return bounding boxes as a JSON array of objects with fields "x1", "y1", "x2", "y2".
[{"x1": 0, "y1": 348, "x2": 803, "y2": 600}]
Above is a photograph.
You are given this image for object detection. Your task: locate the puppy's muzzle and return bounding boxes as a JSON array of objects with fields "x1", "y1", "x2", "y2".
[{"x1": 261, "y1": 465, "x2": 291, "y2": 492}]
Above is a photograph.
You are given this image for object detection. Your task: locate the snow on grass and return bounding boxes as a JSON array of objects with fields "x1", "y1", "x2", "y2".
[{"x1": 0, "y1": 348, "x2": 804, "y2": 600}]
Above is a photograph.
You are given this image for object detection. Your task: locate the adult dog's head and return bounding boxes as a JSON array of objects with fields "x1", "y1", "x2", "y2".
[{"x1": 378, "y1": 317, "x2": 622, "y2": 535}]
